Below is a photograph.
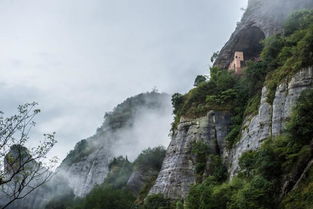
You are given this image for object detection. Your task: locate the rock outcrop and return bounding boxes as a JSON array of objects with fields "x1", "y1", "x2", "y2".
[
  {"x1": 127, "y1": 169, "x2": 159, "y2": 196},
  {"x1": 5, "y1": 92, "x2": 171, "y2": 209},
  {"x1": 150, "y1": 67, "x2": 313, "y2": 200},
  {"x1": 58, "y1": 133, "x2": 113, "y2": 197},
  {"x1": 149, "y1": 111, "x2": 231, "y2": 199},
  {"x1": 57, "y1": 92, "x2": 171, "y2": 197},
  {"x1": 214, "y1": 0, "x2": 313, "y2": 69},
  {"x1": 225, "y1": 67, "x2": 313, "y2": 177}
]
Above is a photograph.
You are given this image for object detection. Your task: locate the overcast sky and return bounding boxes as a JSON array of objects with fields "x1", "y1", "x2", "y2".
[{"x1": 0, "y1": 0, "x2": 248, "y2": 161}]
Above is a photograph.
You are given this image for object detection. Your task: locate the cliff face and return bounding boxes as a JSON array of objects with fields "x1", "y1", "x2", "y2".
[
  {"x1": 5, "y1": 92, "x2": 171, "y2": 209},
  {"x1": 225, "y1": 67, "x2": 313, "y2": 177},
  {"x1": 214, "y1": 0, "x2": 313, "y2": 69},
  {"x1": 58, "y1": 133, "x2": 113, "y2": 197},
  {"x1": 150, "y1": 67, "x2": 313, "y2": 200},
  {"x1": 149, "y1": 0, "x2": 313, "y2": 199},
  {"x1": 57, "y1": 92, "x2": 171, "y2": 197},
  {"x1": 149, "y1": 111, "x2": 231, "y2": 199}
]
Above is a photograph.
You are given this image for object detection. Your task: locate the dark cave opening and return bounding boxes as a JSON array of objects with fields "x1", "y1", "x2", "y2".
[{"x1": 233, "y1": 26, "x2": 266, "y2": 62}]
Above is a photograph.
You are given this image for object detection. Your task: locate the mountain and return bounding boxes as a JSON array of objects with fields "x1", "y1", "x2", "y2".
[
  {"x1": 6, "y1": 91, "x2": 171, "y2": 209},
  {"x1": 147, "y1": 0, "x2": 313, "y2": 209},
  {"x1": 58, "y1": 91, "x2": 171, "y2": 197},
  {"x1": 6, "y1": 0, "x2": 313, "y2": 208}
]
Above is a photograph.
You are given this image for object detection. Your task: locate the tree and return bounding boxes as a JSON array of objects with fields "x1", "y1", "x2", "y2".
[
  {"x1": 0, "y1": 102, "x2": 57, "y2": 209},
  {"x1": 210, "y1": 51, "x2": 219, "y2": 63},
  {"x1": 194, "y1": 75, "x2": 207, "y2": 87}
]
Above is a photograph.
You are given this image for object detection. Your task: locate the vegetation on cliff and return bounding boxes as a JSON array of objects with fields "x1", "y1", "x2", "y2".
[
  {"x1": 61, "y1": 91, "x2": 169, "y2": 167},
  {"x1": 172, "y1": 9, "x2": 313, "y2": 149},
  {"x1": 45, "y1": 146, "x2": 166, "y2": 209},
  {"x1": 185, "y1": 88, "x2": 313, "y2": 209},
  {"x1": 45, "y1": 9, "x2": 313, "y2": 209},
  {"x1": 182, "y1": 10, "x2": 313, "y2": 209}
]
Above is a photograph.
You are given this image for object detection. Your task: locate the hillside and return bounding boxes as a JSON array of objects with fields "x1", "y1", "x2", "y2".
[
  {"x1": 6, "y1": 91, "x2": 171, "y2": 209},
  {"x1": 149, "y1": 7, "x2": 313, "y2": 209},
  {"x1": 58, "y1": 91, "x2": 171, "y2": 197}
]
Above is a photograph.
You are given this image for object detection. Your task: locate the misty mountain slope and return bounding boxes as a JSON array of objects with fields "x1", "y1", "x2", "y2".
[
  {"x1": 57, "y1": 91, "x2": 171, "y2": 197},
  {"x1": 7, "y1": 1, "x2": 313, "y2": 209},
  {"x1": 148, "y1": 5, "x2": 313, "y2": 209}
]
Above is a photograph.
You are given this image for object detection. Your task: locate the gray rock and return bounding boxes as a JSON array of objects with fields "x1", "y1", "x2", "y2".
[
  {"x1": 226, "y1": 67, "x2": 313, "y2": 177},
  {"x1": 58, "y1": 132, "x2": 114, "y2": 197},
  {"x1": 149, "y1": 111, "x2": 231, "y2": 199},
  {"x1": 127, "y1": 169, "x2": 159, "y2": 196}
]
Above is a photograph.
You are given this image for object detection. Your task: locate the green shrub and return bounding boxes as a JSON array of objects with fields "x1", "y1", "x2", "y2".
[
  {"x1": 144, "y1": 194, "x2": 175, "y2": 209},
  {"x1": 280, "y1": 167, "x2": 313, "y2": 209},
  {"x1": 134, "y1": 146, "x2": 166, "y2": 171},
  {"x1": 194, "y1": 75, "x2": 207, "y2": 87},
  {"x1": 208, "y1": 155, "x2": 228, "y2": 182},
  {"x1": 191, "y1": 141, "x2": 210, "y2": 182},
  {"x1": 263, "y1": 11, "x2": 313, "y2": 103},
  {"x1": 229, "y1": 175, "x2": 276, "y2": 209},
  {"x1": 284, "y1": 10, "x2": 313, "y2": 35},
  {"x1": 176, "y1": 201, "x2": 184, "y2": 209},
  {"x1": 68, "y1": 186, "x2": 135, "y2": 209},
  {"x1": 225, "y1": 125, "x2": 241, "y2": 149},
  {"x1": 287, "y1": 89, "x2": 313, "y2": 145},
  {"x1": 104, "y1": 156, "x2": 133, "y2": 189}
]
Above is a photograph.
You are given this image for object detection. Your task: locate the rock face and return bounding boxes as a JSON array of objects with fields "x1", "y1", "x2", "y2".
[
  {"x1": 150, "y1": 68, "x2": 313, "y2": 200},
  {"x1": 214, "y1": 0, "x2": 313, "y2": 69},
  {"x1": 225, "y1": 67, "x2": 313, "y2": 177},
  {"x1": 57, "y1": 92, "x2": 171, "y2": 197},
  {"x1": 149, "y1": 111, "x2": 231, "y2": 199},
  {"x1": 127, "y1": 169, "x2": 159, "y2": 196},
  {"x1": 3, "y1": 92, "x2": 171, "y2": 209},
  {"x1": 58, "y1": 132, "x2": 114, "y2": 197}
]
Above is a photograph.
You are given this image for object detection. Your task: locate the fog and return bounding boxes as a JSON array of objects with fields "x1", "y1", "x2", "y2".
[
  {"x1": 0, "y1": 0, "x2": 248, "y2": 162},
  {"x1": 113, "y1": 99, "x2": 172, "y2": 161}
]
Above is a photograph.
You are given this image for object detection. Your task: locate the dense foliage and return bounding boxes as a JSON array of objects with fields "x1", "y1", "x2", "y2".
[
  {"x1": 263, "y1": 10, "x2": 313, "y2": 102},
  {"x1": 185, "y1": 88, "x2": 313, "y2": 209},
  {"x1": 179, "y1": 10, "x2": 313, "y2": 209},
  {"x1": 172, "y1": 9, "x2": 313, "y2": 149},
  {"x1": 104, "y1": 156, "x2": 133, "y2": 189},
  {"x1": 194, "y1": 75, "x2": 207, "y2": 87},
  {"x1": 134, "y1": 146, "x2": 166, "y2": 171},
  {"x1": 45, "y1": 146, "x2": 166, "y2": 209},
  {"x1": 68, "y1": 186, "x2": 135, "y2": 209}
]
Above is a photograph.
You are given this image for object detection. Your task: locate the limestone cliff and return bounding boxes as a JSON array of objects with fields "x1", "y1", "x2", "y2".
[
  {"x1": 225, "y1": 67, "x2": 313, "y2": 177},
  {"x1": 149, "y1": 0, "x2": 313, "y2": 200},
  {"x1": 149, "y1": 111, "x2": 231, "y2": 199},
  {"x1": 6, "y1": 92, "x2": 171, "y2": 209},
  {"x1": 58, "y1": 91, "x2": 171, "y2": 197},
  {"x1": 149, "y1": 67, "x2": 313, "y2": 200}
]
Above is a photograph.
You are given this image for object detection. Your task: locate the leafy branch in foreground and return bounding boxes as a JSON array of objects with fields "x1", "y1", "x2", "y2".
[{"x1": 0, "y1": 102, "x2": 57, "y2": 209}]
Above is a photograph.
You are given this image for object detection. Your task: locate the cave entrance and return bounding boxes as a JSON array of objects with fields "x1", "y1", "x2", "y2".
[
  {"x1": 236, "y1": 26, "x2": 265, "y2": 60},
  {"x1": 228, "y1": 26, "x2": 265, "y2": 72}
]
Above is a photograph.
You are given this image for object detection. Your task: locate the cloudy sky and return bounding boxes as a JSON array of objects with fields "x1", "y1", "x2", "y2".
[{"x1": 0, "y1": 0, "x2": 247, "y2": 161}]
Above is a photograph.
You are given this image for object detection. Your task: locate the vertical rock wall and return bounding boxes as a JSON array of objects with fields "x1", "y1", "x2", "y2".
[
  {"x1": 149, "y1": 111, "x2": 231, "y2": 199},
  {"x1": 225, "y1": 67, "x2": 313, "y2": 177}
]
